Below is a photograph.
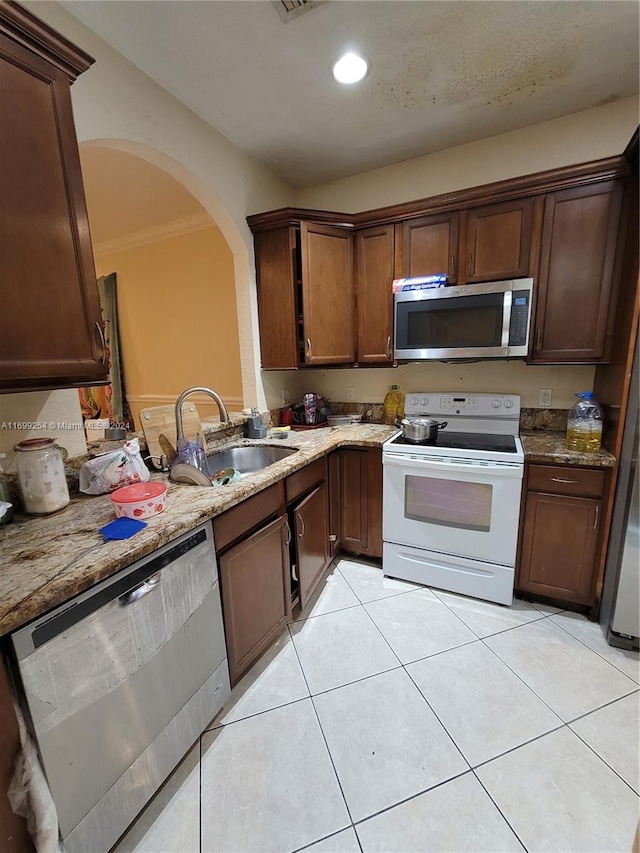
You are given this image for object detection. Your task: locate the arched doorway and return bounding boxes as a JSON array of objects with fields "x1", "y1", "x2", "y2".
[{"x1": 79, "y1": 143, "x2": 251, "y2": 427}]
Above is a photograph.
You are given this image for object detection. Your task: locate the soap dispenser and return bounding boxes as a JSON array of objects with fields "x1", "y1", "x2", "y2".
[{"x1": 244, "y1": 408, "x2": 268, "y2": 439}]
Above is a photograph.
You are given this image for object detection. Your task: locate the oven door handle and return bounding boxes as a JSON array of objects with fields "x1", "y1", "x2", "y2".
[{"x1": 383, "y1": 453, "x2": 523, "y2": 478}]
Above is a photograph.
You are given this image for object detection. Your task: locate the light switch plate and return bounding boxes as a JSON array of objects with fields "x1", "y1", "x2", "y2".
[{"x1": 346, "y1": 386, "x2": 355, "y2": 401}]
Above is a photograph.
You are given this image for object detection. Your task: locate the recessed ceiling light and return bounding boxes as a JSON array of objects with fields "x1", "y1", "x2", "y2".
[{"x1": 332, "y1": 52, "x2": 369, "y2": 85}]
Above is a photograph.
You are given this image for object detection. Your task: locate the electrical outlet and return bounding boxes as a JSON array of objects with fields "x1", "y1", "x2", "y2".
[
  {"x1": 539, "y1": 388, "x2": 553, "y2": 407},
  {"x1": 346, "y1": 386, "x2": 355, "y2": 402},
  {"x1": 282, "y1": 388, "x2": 291, "y2": 405}
]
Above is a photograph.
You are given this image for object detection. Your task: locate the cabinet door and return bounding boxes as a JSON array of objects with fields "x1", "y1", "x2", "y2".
[
  {"x1": 355, "y1": 225, "x2": 395, "y2": 363},
  {"x1": 300, "y1": 222, "x2": 354, "y2": 364},
  {"x1": 366, "y1": 448, "x2": 383, "y2": 559},
  {"x1": 531, "y1": 181, "x2": 623, "y2": 363},
  {"x1": 340, "y1": 449, "x2": 369, "y2": 554},
  {"x1": 518, "y1": 491, "x2": 601, "y2": 605},
  {"x1": 295, "y1": 482, "x2": 329, "y2": 609},
  {"x1": 465, "y1": 198, "x2": 534, "y2": 283},
  {"x1": 328, "y1": 450, "x2": 342, "y2": 559},
  {"x1": 254, "y1": 228, "x2": 299, "y2": 368},
  {"x1": 219, "y1": 516, "x2": 291, "y2": 684},
  {"x1": 402, "y1": 213, "x2": 459, "y2": 282},
  {"x1": 0, "y1": 32, "x2": 106, "y2": 392}
]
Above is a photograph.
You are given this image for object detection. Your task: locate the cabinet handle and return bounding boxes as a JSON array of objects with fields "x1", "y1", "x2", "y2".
[
  {"x1": 95, "y1": 321, "x2": 107, "y2": 364},
  {"x1": 593, "y1": 505, "x2": 599, "y2": 531},
  {"x1": 535, "y1": 328, "x2": 542, "y2": 353},
  {"x1": 329, "y1": 534, "x2": 337, "y2": 543},
  {"x1": 386, "y1": 336, "x2": 392, "y2": 360},
  {"x1": 551, "y1": 477, "x2": 578, "y2": 484},
  {"x1": 306, "y1": 338, "x2": 312, "y2": 360},
  {"x1": 297, "y1": 513, "x2": 305, "y2": 538},
  {"x1": 284, "y1": 518, "x2": 291, "y2": 546},
  {"x1": 450, "y1": 254, "x2": 456, "y2": 279},
  {"x1": 468, "y1": 251, "x2": 473, "y2": 272}
]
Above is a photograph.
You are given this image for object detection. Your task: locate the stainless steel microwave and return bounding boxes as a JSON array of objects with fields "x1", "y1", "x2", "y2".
[{"x1": 393, "y1": 278, "x2": 534, "y2": 361}]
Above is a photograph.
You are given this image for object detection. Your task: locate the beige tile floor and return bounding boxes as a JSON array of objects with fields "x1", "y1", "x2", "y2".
[{"x1": 115, "y1": 559, "x2": 640, "y2": 853}]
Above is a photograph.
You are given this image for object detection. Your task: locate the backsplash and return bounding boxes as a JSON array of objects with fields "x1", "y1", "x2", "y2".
[{"x1": 520, "y1": 408, "x2": 568, "y2": 431}]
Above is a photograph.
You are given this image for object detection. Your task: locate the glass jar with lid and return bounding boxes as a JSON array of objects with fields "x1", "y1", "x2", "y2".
[{"x1": 13, "y1": 438, "x2": 70, "y2": 514}]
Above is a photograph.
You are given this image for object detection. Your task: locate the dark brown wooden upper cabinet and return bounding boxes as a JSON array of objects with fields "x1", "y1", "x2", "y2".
[
  {"x1": 402, "y1": 212, "x2": 459, "y2": 282},
  {"x1": 300, "y1": 222, "x2": 355, "y2": 365},
  {"x1": 254, "y1": 227, "x2": 299, "y2": 369},
  {"x1": 530, "y1": 181, "x2": 624, "y2": 364},
  {"x1": 0, "y1": 5, "x2": 108, "y2": 393},
  {"x1": 355, "y1": 225, "x2": 395, "y2": 363},
  {"x1": 464, "y1": 198, "x2": 534, "y2": 284}
]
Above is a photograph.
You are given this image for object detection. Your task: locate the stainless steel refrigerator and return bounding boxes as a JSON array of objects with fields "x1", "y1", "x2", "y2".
[{"x1": 600, "y1": 332, "x2": 639, "y2": 650}]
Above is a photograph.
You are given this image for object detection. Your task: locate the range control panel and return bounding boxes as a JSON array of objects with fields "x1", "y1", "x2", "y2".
[{"x1": 404, "y1": 393, "x2": 521, "y2": 418}]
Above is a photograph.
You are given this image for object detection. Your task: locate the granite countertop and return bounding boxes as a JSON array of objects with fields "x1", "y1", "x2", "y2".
[
  {"x1": 0, "y1": 424, "x2": 396, "y2": 638},
  {"x1": 520, "y1": 430, "x2": 616, "y2": 467}
]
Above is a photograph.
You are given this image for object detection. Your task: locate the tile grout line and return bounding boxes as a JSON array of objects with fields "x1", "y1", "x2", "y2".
[
  {"x1": 568, "y1": 718, "x2": 640, "y2": 797},
  {"x1": 471, "y1": 768, "x2": 530, "y2": 852},
  {"x1": 547, "y1": 615, "x2": 640, "y2": 684},
  {"x1": 355, "y1": 594, "x2": 473, "y2": 773},
  {"x1": 285, "y1": 620, "x2": 360, "y2": 841},
  {"x1": 564, "y1": 685, "x2": 640, "y2": 726}
]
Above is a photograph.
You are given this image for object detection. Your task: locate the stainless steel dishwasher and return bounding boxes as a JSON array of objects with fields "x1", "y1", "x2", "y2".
[{"x1": 10, "y1": 521, "x2": 230, "y2": 853}]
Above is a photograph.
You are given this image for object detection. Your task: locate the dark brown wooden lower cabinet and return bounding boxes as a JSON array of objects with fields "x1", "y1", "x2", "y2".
[
  {"x1": 327, "y1": 451, "x2": 342, "y2": 559},
  {"x1": 518, "y1": 491, "x2": 601, "y2": 605},
  {"x1": 336, "y1": 447, "x2": 383, "y2": 559},
  {"x1": 218, "y1": 516, "x2": 291, "y2": 684},
  {"x1": 294, "y1": 482, "x2": 330, "y2": 609}
]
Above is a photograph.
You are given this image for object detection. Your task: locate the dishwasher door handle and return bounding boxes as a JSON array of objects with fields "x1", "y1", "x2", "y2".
[{"x1": 118, "y1": 573, "x2": 162, "y2": 606}]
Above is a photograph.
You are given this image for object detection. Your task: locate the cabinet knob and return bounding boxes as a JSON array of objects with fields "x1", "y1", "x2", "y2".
[{"x1": 95, "y1": 321, "x2": 107, "y2": 364}]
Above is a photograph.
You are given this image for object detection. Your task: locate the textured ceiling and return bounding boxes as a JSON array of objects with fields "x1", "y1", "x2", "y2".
[{"x1": 62, "y1": 0, "x2": 639, "y2": 188}]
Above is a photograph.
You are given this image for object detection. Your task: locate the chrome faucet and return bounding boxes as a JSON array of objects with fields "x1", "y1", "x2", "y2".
[{"x1": 175, "y1": 386, "x2": 231, "y2": 444}]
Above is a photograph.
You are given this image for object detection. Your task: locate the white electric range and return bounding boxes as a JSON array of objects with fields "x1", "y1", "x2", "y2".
[{"x1": 382, "y1": 392, "x2": 524, "y2": 606}]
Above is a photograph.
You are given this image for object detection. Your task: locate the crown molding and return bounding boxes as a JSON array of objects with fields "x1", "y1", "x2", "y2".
[{"x1": 93, "y1": 213, "x2": 214, "y2": 256}]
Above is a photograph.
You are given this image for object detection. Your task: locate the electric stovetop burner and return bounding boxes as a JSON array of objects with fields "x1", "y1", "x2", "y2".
[{"x1": 389, "y1": 431, "x2": 518, "y2": 453}]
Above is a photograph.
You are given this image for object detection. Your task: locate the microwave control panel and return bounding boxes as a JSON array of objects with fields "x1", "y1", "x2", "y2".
[{"x1": 508, "y1": 290, "x2": 531, "y2": 346}]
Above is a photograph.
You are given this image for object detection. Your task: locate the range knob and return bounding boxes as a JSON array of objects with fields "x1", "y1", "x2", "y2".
[
  {"x1": 409, "y1": 396, "x2": 418, "y2": 406},
  {"x1": 504, "y1": 399, "x2": 514, "y2": 409},
  {"x1": 419, "y1": 396, "x2": 429, "y2": 407},
  {"x1": 491, "y1": 399, "x2": 502, "y2": 409}
]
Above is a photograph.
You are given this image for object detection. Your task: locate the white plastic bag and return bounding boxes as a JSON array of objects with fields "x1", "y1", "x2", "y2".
[{"x1": 79, "y1": 438, "x2": 150, "y2": 495}]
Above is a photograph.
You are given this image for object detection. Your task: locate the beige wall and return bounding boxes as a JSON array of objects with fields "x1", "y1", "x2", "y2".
[
  {"x1": 95, "y1": 225, "x2": 242, "y2": 428},
  {"x1": 296, "y1": 97, "x2": 638, "y2": 212},
  {"x1": 0, "y1": 390, "x2": 87, "y2": 464},
  {"x1": 295, "y1": 362, "x2": 596, "y2": 411}
]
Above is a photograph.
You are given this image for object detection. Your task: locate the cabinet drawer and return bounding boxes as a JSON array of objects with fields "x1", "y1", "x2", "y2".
[
  {"x1": 286, "y1": 457, "x2": 327, "y2": 503},
  {"x1": 213, "y1": 481, "x2": 285, "y2": 552},
  {"x1": 527, "y1": 465, "x2": 606, "y2": 498}
]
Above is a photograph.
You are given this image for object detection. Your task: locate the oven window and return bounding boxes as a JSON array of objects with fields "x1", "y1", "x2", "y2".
[{"x1": 405, "y1": 475, "x2": 492, "y2": 532}]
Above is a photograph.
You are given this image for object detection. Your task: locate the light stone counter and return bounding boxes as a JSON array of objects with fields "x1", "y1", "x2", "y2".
[
  {"x1": 521, "y1": 430, "x2": 616, "y2": 468},
  {"x1": 0, "y1": 424, "x2": 396, "y2": 638}
]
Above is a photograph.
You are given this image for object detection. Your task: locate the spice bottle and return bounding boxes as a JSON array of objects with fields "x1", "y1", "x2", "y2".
[{"x1": 13, "y1": 438, "x2": 70, "y2": 514}]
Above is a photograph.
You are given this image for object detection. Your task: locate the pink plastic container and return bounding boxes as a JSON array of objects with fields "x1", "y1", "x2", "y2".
[{"x1": 110, "y1": 481, "x2": 167, "y2": 519}]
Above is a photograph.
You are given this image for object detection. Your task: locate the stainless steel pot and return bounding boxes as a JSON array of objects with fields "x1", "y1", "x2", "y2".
[{"x1": 397, "y1": 417, "x2": 448, "y2": 444}]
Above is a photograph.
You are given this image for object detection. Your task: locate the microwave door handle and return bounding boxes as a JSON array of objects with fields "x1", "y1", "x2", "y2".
[
  {"x1": 501, "y1": 290, "x2": 512, "y2": 349},
  {"x1": 383, "y1": 454, "x2": 522, "y2": 478}
]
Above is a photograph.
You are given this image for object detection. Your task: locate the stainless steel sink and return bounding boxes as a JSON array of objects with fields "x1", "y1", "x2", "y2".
[{"x1": 206, "y1": 445, "x2": 297, "y2": 476}]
